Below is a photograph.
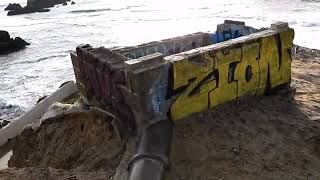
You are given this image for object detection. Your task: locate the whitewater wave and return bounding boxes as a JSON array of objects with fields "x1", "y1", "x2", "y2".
[
  {"x1": 0, "y1": 99, "x2": 24, "y2": 124},
  {"x1": 69, "y1": 8, "x2": 112, "y2": 13},
  {"x1": 8, "y1": 54, "x2": 69, "y2": 66}
]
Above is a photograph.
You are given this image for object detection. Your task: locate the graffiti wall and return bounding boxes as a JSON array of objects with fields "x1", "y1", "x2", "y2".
[
  {"x1": 209, "y1": 21, "x2": 258, "y2": 43},
  {"x1": 114, "y1": 32, "x2": 211, "y2": 59},
  {"x1": 169, "y1": 28, "x2": 294, "y2": 120},
  {"x1": 71, "y1": 21, "x2": 294, "y2": 133}
]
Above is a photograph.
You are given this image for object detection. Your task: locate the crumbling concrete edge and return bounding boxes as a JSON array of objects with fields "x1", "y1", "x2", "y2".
[{"x1": 0, "y1": 81, "x2": 79, "y2": 146}]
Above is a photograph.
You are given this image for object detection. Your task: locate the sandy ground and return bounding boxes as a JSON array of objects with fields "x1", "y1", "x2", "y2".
[
  {"x1": 123, "y1": 48, "x2": 320, "y2": 180},
  {"x1": 0, "y1": 46, "x2": 319, "y2": 179},
  {"x1": 165, "y1": 48, "x2": 320, "y2": 180}
]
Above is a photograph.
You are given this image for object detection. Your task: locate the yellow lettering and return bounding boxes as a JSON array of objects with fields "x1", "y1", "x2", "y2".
[
  {"x1": 170, "y1": 52, "x2": 216, "y2": 120},
  {"x1": 209, "y1": 47, "x2": 241, "y2": 107},
  {"x1": 234, "y1": 42, "x2": 260, "y2": 97}
]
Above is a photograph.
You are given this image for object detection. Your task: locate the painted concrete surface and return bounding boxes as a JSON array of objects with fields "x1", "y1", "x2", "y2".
[{"x1": 71, "y1": 21, "x2": 294, "y2": 132}]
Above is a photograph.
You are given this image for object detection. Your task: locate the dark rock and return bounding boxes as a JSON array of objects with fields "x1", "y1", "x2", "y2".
[
  {"x1": 4, "y1": 3, "x2": 22, "y2": 11},
  {"x1": 71, "y1": 1, "x2": 75, "y2": 5},
  {"x1": 0, "y1": 30, "x2": 10, "y2": 42},
  {"x1": 0, "y1": 30, "x2": 30, "y2": 55},
  {"x1": 27, "y1": 0, "x2": 71, "y2": 8},
  {"x1": 7, "y1": 6, "x2": 50, "y2": 16},
  {"x1": 62, "y1": 2, "x2": 67, "y2": 6},
  {"x1": 59, "y1": 81, "x2": 73, "y2": 88},
  {"x1": 0, "y1": 100, "x2": 24, "y2": 129},
  {"x1": 1, "y1": 120, "x2": 10, "y2": 128},
  {"x1": 7, "y1": 0, "x2": 71, "y2": 16},
  {"x1": 36, "y1": 96, "x2": 48, "y2": 104}
]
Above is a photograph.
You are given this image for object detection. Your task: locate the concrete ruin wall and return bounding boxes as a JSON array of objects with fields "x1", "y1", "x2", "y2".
[
  {"x1": 70, "y1": 21, "x2": 294, "y2": 132},
  {"x1": 113, "y1": 32, "x2": 212, "y2": 59}
]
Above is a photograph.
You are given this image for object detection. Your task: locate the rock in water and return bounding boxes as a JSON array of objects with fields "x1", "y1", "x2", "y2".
[
  {"x1": 4, "y1": 3, "x2": 22, "y2": 11},
  {"x1": 0, "y1": 100, "x2": 24, "y2": 129},
  {"x1": 71, "y1": 1, "x2": 75, "y2": 5},
  {"x1": 0, "y1": 31, "x2": 30, "y2": 54},
  {"x1": 0, "y1": 120, "x2": 10, "y2": 129},
  {"x1": 7, "y1": 0, "x2": 71, "y2": 16},
  {"x1": 27, "y1": 0, "x2": 71, "y2": 8},
  {"x1": 7, "y1": 7, "x2": 50, "y2": 16},
  {"x1": 0, "y1": 31, "x2": 10, "y2": 42}
]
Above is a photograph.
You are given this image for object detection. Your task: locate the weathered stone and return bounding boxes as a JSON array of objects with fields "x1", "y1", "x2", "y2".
[
  {"x1": 27, "y1": 0, "x2": 71, "y2": 8},
  {"x1": 125, "y1": 52, "x2": 165, "y2": 71},
  {"x1": 7, "y1": 0, "x2": 71, "y2": 16},
  {"x1": 73, "y1": 46, "x2": 136, "y2": 132},
  {"x1": 271, "y1": 21, "x2": 289, "y2": 31},
  {"x1": 0, "y1": 31, "x2": 10, "y2": 42},
  {"x1": 7, "y1": 6, "x2": 50, "y2": 16},
  {"x1": 0, "y1": 31, "x2": 30, "y2": 55},
  {"x1": 4, "y1": 3, "x2": 22, "y2": 11},
  {"x1": 114, "y1": 32, "x2": 211, "y2": 58},
  {"x1": 36, "y1": 96, "x2": 48, "y2": 104}
]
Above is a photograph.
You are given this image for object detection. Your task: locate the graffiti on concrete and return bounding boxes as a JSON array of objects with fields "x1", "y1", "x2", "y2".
[
  {"x1": 71, "y1": 21, "x2": 294, "y2": 133},
  {"x1": 209, "y1": 20, "x2": 258, "y2": 43},
  {"x1": 170, "y1": 29, "x2": 294, "y2": 119},
  {"x1": 115, "y1": 33, "x2": 211, "y2": 59}
]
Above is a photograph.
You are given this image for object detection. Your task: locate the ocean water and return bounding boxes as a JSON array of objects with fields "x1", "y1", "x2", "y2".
[{"x1": 0, "y1": 0, "x2": 320, "y2": 120}]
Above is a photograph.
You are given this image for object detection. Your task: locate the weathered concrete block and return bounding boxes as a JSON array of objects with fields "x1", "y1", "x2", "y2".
[
  {"x1": 71, "y1": 20, "x2": 295, "y2": 131},
  {"x1": 125, "y1": 53, "x2": 165, "y2": 71},
  {"x1": 165, "y1": 26, "x2": 294, "y2": 120},
  {"x1": 114, "y1": 32, "x2": 211, "y2": 59},
  {"x1": 271, "y1": 22, "x2": 289, "y2": 31}
]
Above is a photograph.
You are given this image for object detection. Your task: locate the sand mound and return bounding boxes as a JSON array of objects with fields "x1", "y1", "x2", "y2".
[{"x1": 1, "y1": 105, "x2": 126, "y2": 179}]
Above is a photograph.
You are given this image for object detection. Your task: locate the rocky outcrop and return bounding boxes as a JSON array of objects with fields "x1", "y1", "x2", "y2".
[
  {"x1": 0, "y1": 31, "x2": 30, "y2": 55},
  {"x1": 4, "y1": 3, "x2": 22, "y2": 11},
  {"x1": 0, "y1": 121, "x2": 10, "y2": 129},
  {"x1": 27, "y1": 0, "x2": 71, "y2": 8},
  {"x1": 6, "y1": 0, "x2": 72, "y2": 16},
  {"x1": 7, "y1": 7, "x2": 50, "y2": 16},
  {"x1": 0, "y1": 102, "x2": 24, "y2": 130}
]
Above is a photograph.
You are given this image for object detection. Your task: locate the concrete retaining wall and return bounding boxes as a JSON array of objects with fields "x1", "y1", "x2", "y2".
[{"x1": 71, "y1": 21, "x2": 294, "y2": 132}]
